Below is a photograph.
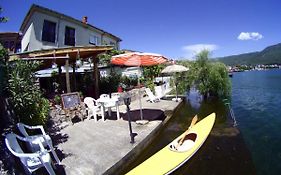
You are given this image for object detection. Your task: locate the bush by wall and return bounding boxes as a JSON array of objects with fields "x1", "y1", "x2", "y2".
[
  {"x1": 0, "y1": 44, "x2": 8, "y2": 95},
  {"x1": 8, "y1": 60, "x2": 50, "y2": 125}
]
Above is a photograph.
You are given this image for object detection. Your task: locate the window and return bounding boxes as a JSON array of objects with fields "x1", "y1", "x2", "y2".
[
  {"x1": 109, "y1": 41, "x2": 116, "y2": 48},
  {"x1": 42, "y1": 20, "x2": 56, "y2": 43},
  {"x1": 9, "y1": 41, "x2": 15, "y2": 51},
  {"x1": 64, "y1": 26, "x2": 75, "y2": 46},
  {"x1": 15, "y1": 43, "x2": 21, "y2": 53},
  {"x1": 89, "y1": 35, "x2": 100, "y2": 45},
  {"x1": 4, "y1": 41, "x2": 9, "y2": 49}
]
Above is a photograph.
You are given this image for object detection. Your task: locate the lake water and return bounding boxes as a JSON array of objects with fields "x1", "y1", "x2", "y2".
[
  {"x1": 121, "y1": 69, "x2": 281, "y2": 175},
  {"x1": 232, "y1": 69, "x2": 281, "y2": 175}
]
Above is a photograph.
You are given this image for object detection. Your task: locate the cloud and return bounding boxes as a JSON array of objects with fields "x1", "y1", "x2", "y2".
[
  {"x1": 181, "y1": 44, "x2": 218, "y2": 59},
  {"x1": 238, "y1": 32, "x2": 263, "y2": 40}
]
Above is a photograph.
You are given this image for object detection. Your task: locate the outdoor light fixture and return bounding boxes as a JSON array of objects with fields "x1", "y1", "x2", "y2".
[
  {"x1": 51, "y1": 61, "x2": 58, "y2": 69},
  {"x1": 123, "y1": 92, "x2": 137, "y2": 144},
  {"x1": 76, "y1": 59, "x2": 82, "y2": 67}
]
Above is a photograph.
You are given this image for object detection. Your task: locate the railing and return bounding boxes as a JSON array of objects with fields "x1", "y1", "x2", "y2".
[{"x1": 223, "y1": 99, "x2": 238, "y2": 127}]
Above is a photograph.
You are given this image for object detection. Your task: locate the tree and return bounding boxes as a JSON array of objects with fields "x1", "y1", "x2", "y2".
[
  {"x1": 194, "y1": 50, "x2": 212, "y2": 98},
  {"x1": 0, "y1": 6, "x2": 8, "y2": 23},
  {"x1": 208, "y1": 62, "x2": 231, "y2": 98},
  {"x1": 181, "y1": 50, "x2": 231, "y2": 99},
  {"x1": 98, "y1": 49, "x2": 124, "y2": 65}
]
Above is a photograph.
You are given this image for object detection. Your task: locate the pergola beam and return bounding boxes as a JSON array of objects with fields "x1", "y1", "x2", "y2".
[
  {"x1": 9, "y1": 46, "x2": 113, "y2": 98},
  {"x1": 21, "y1": 56, "x2": 69, "y2": 60}
]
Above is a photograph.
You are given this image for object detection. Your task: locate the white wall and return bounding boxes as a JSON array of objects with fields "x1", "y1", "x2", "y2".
[
  {"x1": 21, "y1": 23, "x2": 33, "y2": 51},
  {"x1": 22, "y1": 11, "x2": 120, "y2": 52}
]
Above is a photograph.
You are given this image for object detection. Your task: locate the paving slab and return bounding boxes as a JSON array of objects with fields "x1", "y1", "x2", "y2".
[{"x1": 54, "y1": 97, "x2": 181, "y2": 175}]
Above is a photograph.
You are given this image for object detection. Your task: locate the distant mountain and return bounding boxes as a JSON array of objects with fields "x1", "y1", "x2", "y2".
[{"x1": 217, "y1": 43, "x2": 281, "y2": 65}]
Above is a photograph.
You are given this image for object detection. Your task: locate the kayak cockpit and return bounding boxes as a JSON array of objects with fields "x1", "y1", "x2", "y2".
[{"x1": 169, "y1": 132, "x2": 197, "y2": 152}]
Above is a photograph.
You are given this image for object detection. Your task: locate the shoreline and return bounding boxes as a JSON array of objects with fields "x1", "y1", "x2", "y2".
[{"x1": 119, "y1": 99, "x2": 256, "y2": 175}]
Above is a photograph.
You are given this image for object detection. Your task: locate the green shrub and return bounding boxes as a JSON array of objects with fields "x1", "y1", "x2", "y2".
[
  {"x1": 144, "y1": 79, "x2": 155, "y2": 93},
  {"x1": 120, "y1": 76, "x2": 138, "y2": 88},
  {"x1": 54, "y1": 95, "x2": 61, "y2": 105},
  {"x1": 143, "y1": 65, "x2": 164, "y2": 80},
  {"x1": 172, "y1": 72, "x2": 189, "y2": 95},
  {"x1": 141, "y1": 65, "x2": 165, "y2": 92},
  {"x1": 100, "y1": 71, "x2": 122, "y2": 94},
  {"x1": 8, "y1": 60, "x2": 50, "y2": 125}
]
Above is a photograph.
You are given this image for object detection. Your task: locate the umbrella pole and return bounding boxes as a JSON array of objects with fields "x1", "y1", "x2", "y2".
[
  {"x1": 139, "y1": 87, "x2": 143, "y2": 120},
  {"x1": 138, "y1": 68, "x2": 144, "y2": 120},
  {"x1": 174, "y1": 73, "x2": 179, "y2": 102},
  {"x1": 175, "y1": 82, "x2": 179, "y2": 102}
]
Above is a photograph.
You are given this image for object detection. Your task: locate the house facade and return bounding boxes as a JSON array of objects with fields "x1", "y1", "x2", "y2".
[
  {"x1": 20, "y1": 4, "x2": 122, "y2": 52},
  {"x1": 0, "y1": 32, "x2": 22, "y2": 53}
]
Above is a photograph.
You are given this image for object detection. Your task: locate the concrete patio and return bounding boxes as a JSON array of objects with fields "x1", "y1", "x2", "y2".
[{"x1": 50, "y1": 96, "x2": 182, "y2": 175}]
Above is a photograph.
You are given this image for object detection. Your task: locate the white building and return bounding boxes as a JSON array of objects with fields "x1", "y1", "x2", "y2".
[{"x1": 20, "y1": 4, "x2": 122, "y2": 52}]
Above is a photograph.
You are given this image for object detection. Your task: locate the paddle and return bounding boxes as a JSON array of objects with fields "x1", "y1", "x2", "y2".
[{"x1": 175, "y1": 115, "x2": 198, "y2": 150}]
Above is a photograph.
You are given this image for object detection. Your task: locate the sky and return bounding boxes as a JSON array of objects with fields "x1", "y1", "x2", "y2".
[{"x1": 1, "y1": 0, "x2": 281, "y2": 59}]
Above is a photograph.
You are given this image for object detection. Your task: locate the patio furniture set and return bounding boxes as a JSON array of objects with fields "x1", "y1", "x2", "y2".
[
  {"x1": 59, "y1": 86, "x2": 166, "y2": 124},
  {"x1": 83, "y1": 93, "x2": 121, "y2": 122},
  {"x1": 65, "y1": 88, "x2": 166, "y2": 123},
  {"x1": 55, "y1": 92, "x2": 123, "y2": 124}
]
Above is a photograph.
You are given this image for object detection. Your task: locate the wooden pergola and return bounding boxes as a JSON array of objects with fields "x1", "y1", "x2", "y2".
[{"x1": 9, "y1": 45, "x2": 113, "y2": 98}]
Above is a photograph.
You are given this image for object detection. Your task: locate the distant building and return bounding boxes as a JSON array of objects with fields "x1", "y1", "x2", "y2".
[
  {"x1": 0, "y1": 32, "x2": 22, "y2": 53},
  {"x1": 20, "y1": 4, "x2": 122, "y2": 52}
]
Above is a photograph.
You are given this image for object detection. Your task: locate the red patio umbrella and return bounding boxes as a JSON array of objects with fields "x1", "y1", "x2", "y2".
[
  {"x1": 111, "y1": 52, "x2": 167, "y2": 66},
  {"x1": 111, "y1": 52, "x2": 168, "y2": 123}
]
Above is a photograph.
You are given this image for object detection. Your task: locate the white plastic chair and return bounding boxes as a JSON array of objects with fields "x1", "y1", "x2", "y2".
[
  {"x1": 84, "y1": 97, "x2": 103, "y2": 121},
  {"x1": 155, "y1": 86, "x2": 165, "y2": 99},
  {"x1": 145, "y1": 88, "x2": 160, "y2": 103},
  {"x1": 5, "y1": 133, "x2": 56, "y2": 175},
  {"x1": 17, "y1": 123, "x2": 61, "y2": 165}
]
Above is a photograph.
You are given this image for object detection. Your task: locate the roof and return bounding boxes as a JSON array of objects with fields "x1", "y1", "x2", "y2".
[
  {"x1": 20, "y1": 4, "x2": 122, "y2": 42},
  {"x1": 0, "y1": 32, "x2": 21, "y2": 35},
  {"x1": 9, "y1": 45, "x2": 113, "y2": 68},
  {"x1": 0, "y1": 32, "x2": 22, "y2": 38}
]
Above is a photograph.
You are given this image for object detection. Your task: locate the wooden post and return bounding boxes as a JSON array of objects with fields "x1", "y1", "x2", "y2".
[
  {"x1": 65, "y1": 55, "x2": 71, "y2": 93},
  {"x1": 92, "y1": 55, "x2": 99, "y2": 98},
  {"x1": 72, "y1": 62, "x2": 76, "y2": 92},
  {"x1": 58, "y1": 66, "x2": 63, "y2": 93},
  {"x1": 72, "y1": 49, "x2": 79, "y2": 92}
]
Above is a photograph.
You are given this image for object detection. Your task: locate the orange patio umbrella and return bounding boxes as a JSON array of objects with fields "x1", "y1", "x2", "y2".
[
  {"x1": 111, "y1": 52, "x2": 168, "y2": 66},
  {"x1": 111, "y1": 52, "x2": 168, "y2": 123}
]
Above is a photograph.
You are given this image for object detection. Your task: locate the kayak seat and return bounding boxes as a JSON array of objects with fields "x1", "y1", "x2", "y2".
[{"x1": 169, "y1": 132, "x2": 197, "y2": 152}]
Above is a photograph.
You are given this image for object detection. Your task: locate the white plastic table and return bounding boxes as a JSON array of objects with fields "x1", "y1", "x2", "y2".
[{"x1": 97, "y1": 96, "x2": 120, "y2": 121}]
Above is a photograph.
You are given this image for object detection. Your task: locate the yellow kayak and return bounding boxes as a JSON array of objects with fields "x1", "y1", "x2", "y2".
[{"x1": 126, "y1": 113, "x2": 216, "y2": 175}]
